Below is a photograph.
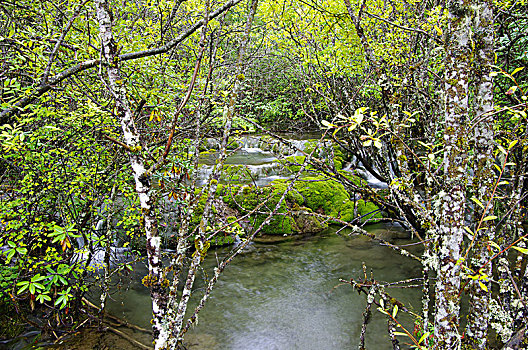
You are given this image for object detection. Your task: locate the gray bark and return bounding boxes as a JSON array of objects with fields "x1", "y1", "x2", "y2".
[
  {"x1": 94, "y1": 0, "x2": 166, "y2": 344},
  {"x1": 464, "y1": 0, "x2": 495, "y2": 348},
  {"x1": 433, "y1": 0, "x2": 471, "y2": 347}
]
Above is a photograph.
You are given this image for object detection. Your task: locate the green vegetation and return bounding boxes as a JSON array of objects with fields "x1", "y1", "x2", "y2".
[{"x1": 0, "y1": 0, "x2": 527, "y2": 348}]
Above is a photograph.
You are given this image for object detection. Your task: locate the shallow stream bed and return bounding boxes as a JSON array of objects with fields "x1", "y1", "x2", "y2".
[{"x1": 57, "y1": 224, "x2": 423, "y2": 350}]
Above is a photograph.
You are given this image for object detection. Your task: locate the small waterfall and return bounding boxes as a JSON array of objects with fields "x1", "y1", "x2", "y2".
[{"x1": 355, "y1": 168, "x2": 388, "y2": 189}]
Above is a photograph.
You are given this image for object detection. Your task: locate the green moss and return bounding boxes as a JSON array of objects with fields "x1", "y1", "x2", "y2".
[
  {"x1": 302, "y1": 140, "x2": 347, "y2": 170},
  {"x1": 293, "y1": 176, "x2": 349, "y2": 216},
  {"x1": 339, "y1": 199, "x2": 383, "y2": 223},
  {"x1": 227, "y1": 137, "x2": 240, "y2": 150},
  {"x1": 192, "y1": 170, "x2": 382, "y2": 239},
  {"x1": 211, "y1": 234, "x2": 235, "y2": 246}
]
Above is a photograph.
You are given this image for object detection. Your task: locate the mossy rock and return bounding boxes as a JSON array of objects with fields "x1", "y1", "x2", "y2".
[
  {"x1": 293, "y1": 176, "x2": 349, "y2": 216},
  {"x1": 221, "y1": 164, "x2": 251, "y2": 182},
  {"x1": 211, "y1": 234, "x2": 235, "y2": 246},
  {"x1": 339, "y1": 199, "x2": 383, "y2": 223},
  {"x1": 226, "y1": 137, "x2": 241, "y2": 150},
  {"x1": 220, "y1": 184, "x2": 297, "y2": 235},
  {"x1": 303, "y1": 140, "x2": 347, "y2": 170},
  {"x1": 291, "y1": 207, "x2": 328, "y2": 233},
  {"x1": 274, "y1": 176, "x2": 382, "y2": 224}
]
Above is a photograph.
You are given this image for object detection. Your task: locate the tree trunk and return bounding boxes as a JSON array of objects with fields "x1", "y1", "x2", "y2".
[
  {"x1": 433, "y1": 0, "x2": 471, "y2": 347},
  {"x1": 94, "y1": 0, "x2": 167, "y2": 344},
  {"x1": 463, "y1": 0, "x2": 495, "y2": 348}
]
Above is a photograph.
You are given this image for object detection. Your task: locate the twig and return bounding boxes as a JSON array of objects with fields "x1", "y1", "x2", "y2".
[{"x1": 107, "y1": 326, "x2": 153, "y2": 350}]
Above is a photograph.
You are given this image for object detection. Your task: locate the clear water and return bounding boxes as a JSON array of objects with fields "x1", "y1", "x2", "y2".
[{"x1": 78, "y1": 225, "x2": 423, "y2": 350}]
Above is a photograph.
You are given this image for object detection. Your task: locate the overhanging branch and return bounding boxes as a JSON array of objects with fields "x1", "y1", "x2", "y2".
[{"x1": 0, "y1": 0, "x2": 243, "y2": 123}]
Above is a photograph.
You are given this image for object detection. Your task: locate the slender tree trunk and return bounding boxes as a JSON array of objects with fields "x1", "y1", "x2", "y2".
[
  {"x1": 463, "y1": 0, "x2": 495, "y2": 348},
  {"x1": 433, "y1": 0, "x2": 471, "y2": 347},
  {"x1": 164, "y1": 0, "x2": 259, "y2": 348},
  {"x1": 94, "y1": 0, "x2": 167, "y2": 343}
]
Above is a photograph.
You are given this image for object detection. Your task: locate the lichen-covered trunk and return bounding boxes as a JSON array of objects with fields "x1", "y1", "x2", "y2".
[
  {"x1": 94, "y1": 0, "x2": 166, "y2": 344},
  {"x1": 463, "y1": 1, "x2": 494, "y2": 348},
  {"x1": 433, "y1": 0, "x2": 471, "y2": 347}
]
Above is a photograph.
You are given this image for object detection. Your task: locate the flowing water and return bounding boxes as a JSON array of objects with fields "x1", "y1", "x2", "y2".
[
  {"x1": 17, "y1": 135, "x2": 422, "y2": 349},
  {"x1": 58, "y1": 224, "x2": 423, "y2": 350}
]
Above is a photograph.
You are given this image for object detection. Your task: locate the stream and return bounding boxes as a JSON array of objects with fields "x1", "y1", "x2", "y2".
[
  {"x1": 11, "y1": 135, "x2": 412, "y2": 350},
  {"x1": 56, "y1": 225, "x2": 422, "y2": 350}
]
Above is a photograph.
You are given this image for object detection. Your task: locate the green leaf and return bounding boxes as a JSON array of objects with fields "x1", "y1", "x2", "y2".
[
  {"x1": 392, "y1": 305, "x2": 398, "y2": 318},
  {"x1": 463, "y1": 226, "x2": 474, "y2": 236},
  {"x1": 393, "y1": 332, "x2": 409, "y2": 337},
  {"x1": 31, "y1": 274, "x2": 45, "y2": 282},
  {"x1": 512, "y1": 246, "x2": 528, "y2": 254},
  {"x1": 479, "y1": 281, "x2": 488, "y2": 292},
  {"x1": 470, "y1": 197, "x2": 484, "y2": 209},
  {"x1": 488, "y1": 241, "x2": 501, "y2": 251},
  {"x1": 419, "y1": 332, "x2": 430, "y2": 344},
  {"x1": 17, "y1": 282, "x2": 29, "y2": 294},
  {"x1": 511, "y1": 67, "x2": 524, "y2": 76},
  {"x1": 497, "y1": 144, "x2": 507, "y2": 155},
  {"x1": 377, "y1": 307, "x2": 389, "y2": 315},
  {"x1": 7, "y1": 249, "x2": 15, "y2": 262},
  {"x1": 321, "y1": 120, "x2": 336, "y2": 128},
  {"x1": 36, "y1": 294, "x2": 51, "y2": 303},
  {"x1": 32, "y1": 283, "x2": 45, "y2": 290},
  {"x1": 508, "y1": 140, "x2": 518, "y2": 150},
  {"x1": 16, "y1": 247, "x2": 27, "y2": 255}
]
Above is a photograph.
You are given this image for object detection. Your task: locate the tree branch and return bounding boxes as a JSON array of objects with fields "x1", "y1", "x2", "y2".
[{"x1": 0, "y1": 0, "x2": 243, "y2": 124}]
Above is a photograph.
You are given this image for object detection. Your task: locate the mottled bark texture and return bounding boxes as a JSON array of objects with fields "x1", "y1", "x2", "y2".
[
  {"x1": 94, "y1": 0, "x2": 166, "y2": 345},
  {"x1": 463, "y1": 0, "x2": 495, "y2": 348},
  {"x1": 433, "y1": 0, "x2": 471, "y2": 347}
]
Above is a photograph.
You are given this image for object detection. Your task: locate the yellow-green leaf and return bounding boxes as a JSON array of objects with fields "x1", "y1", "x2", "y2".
[
  {"x1": 511, "y1": 67, "x2": 524, "y2": 76},
  {"x1": 470, "y1": 197, "x2": 484, "y2": 209},
  {"x1": 512, "y1": 246, "x2": 528, "y2": 254},
  {"x1": 463, "y1": 226, "x2": 474, "y2": 236},
  {"x1": 479, "y1": 281, "x2": 488, "y2": 292},
  {"x1": 483, "y1": 215, "x2": 497, "y2": 221},
  {"x1": 393, "y1": 332, "x2": 409, "y2": 337},
  {"x1": 392, "y1": 305, "x2": 398, "y2": 318},
  {"x1": 488, "y1": 241, "x2": 500, "y2": 251},
  {"x1": 508, "y1": 140, "x2": 518, "y2": 150},
  {"x1": 419, "y1": 332, "x2": 430, "y2": 344}
]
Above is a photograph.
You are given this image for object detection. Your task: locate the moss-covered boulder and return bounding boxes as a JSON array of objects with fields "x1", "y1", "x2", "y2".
[
  {"x1": 291, "y1": 207, "x2": 328, "y2": 233},
  {"x1": 187, "y1": 185, "x2": 245, "y2": 246},
  {"x1": 216, "y1": 175, "x2": 382, "y2": 236},
  {"x1": 272, "y1": 176, "x2": 382, "y2": 224},
  {"x1": 303, "y1": 140, "x2": 347, "y2": 170}
]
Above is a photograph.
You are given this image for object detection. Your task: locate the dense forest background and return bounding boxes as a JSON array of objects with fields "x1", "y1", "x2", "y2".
[{"x1": 1, "y1": 0, "x2": 527, "y2": 349}]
